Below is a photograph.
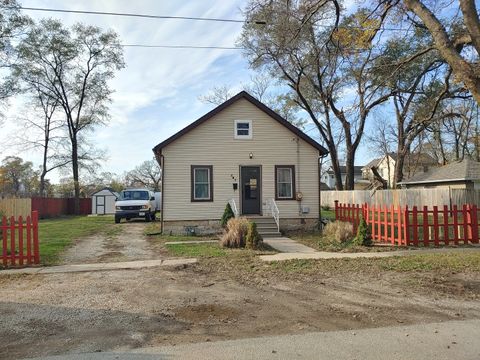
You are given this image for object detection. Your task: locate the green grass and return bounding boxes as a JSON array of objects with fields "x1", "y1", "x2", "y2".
[
  {"x1": 38, "y1": 215, "x2": 116, "y2": 265},
  {"x1": 321, "y1": 209, "x2": 335, "y2": 220},
  {"x1": 166, "y1": 243, "x2": 228, "y2": 257}
]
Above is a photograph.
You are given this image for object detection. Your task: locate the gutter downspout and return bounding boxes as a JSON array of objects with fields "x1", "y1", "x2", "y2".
[
  {"x1": 318, "y1": 151, "x2": 328, "y2": 233},
  {"x1": 154, "y1": 150, "x2": 165, "y2": 234}
]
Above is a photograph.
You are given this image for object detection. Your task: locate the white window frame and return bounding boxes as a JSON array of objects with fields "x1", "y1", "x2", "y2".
[
  {"x1": 192, "y1": 166, "x2": 212, "y2": 201},
  {"x1": 234, "y1": 120, "x2": 253, "y2": 139}
]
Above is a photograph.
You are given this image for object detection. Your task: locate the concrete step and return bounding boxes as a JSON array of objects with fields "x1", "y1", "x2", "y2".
[{"x1": 259, "y1": 231, "x2": 282, "y2": 238}]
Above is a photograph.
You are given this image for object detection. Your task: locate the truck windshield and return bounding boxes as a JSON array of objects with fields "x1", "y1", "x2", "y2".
[{"x1": 119, "y1": 191, "x2": 149, "y2": 201}]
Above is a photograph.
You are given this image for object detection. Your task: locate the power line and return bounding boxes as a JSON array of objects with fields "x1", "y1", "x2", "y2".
[
  {"x1": 17, "y1": 6, "x2": 266, "y2": 24},
  {"x1": 121, "y1": 44, "x2": 242, "y2": 50}
]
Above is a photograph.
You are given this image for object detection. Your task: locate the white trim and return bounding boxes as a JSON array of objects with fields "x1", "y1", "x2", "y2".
[
  {"x1": 234, "y1": 119, "x2": 253, "y2": 139},
  {"x1": 193, "y1": 167, "x2": 211, "y2": 200}
]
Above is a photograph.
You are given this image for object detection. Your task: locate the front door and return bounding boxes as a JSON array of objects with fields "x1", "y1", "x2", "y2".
[{"x1": 241, "y1": 166, "x2": 261, "y2": 215}]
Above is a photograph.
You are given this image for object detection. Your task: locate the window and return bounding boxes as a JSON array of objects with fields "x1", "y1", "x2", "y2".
[
  {"x1": 275, "y1": 165, "x2": 296, "y2": 200},
  {"x1": 191, "y1": 165, "x2": 213, "y2": 201},
  {"x1": 234, "y1": 120, "x2": 252, "y2": 139}
]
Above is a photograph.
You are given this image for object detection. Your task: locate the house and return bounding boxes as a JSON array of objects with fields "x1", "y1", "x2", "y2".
[
  {"x1": 398, "y1": 159, "x2": 480, "y2": 189},
  {"x1": 152, "y1": 91, "x2": 328, "y2": 235},
  {"x1": 91, "y1": 187, "x2": 119, "y2": 215},
  {"x1": 362, "y1": 152, "x2": 438, "y2": 188},
  {"x1": 321, "y1": 165, "x2": 365, "y2": 189}
]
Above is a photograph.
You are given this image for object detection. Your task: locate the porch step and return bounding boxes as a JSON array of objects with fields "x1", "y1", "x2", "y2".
[{"x1": 246, "y1": 216, "x2": 281, "y2": 238}]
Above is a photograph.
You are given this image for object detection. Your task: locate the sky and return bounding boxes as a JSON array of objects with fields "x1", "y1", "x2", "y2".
[{"x1": 1, "y1": 0, "x2": 370, "y2": 182}]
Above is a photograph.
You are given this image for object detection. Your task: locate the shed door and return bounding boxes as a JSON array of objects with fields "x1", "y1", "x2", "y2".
[
  {"x1": 96, "y1": 196, "x2": 105, "y2": 215},
  {"x1": 241, "y1": 166, "x2": 261, "y2": 215}
]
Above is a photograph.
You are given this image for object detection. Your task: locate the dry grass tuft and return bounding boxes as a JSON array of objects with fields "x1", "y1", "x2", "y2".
[
  {"x1": 323, "y1": 221, "x2": 354, "y2": 244},
  {"x1": 220, "y1": 217, "x2": 250, "y2": 248}
]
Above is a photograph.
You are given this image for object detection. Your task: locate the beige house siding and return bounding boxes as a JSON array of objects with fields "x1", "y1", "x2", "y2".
[{"x1": 161, "y1": 98, "x2": 320, "y2": 223}]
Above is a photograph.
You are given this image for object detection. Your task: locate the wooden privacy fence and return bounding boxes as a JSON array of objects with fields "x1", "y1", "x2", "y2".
[
  {"x1": 0, "y1": 197, "x2": 91, "y2": 218},
  {"x1": 322, "y1": 189, "x2": 480, "y2": 208},
  {"x1": 335, "y1": 201, "x2": 480, "y2": 246},
  {"x1": 1, "y1": 211, "x2": 39, "y2": 267}
]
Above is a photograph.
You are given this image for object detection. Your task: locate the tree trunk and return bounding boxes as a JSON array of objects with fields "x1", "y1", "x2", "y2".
[
  {"x1": 344, "y1": 148, "x2": 355, "y2": 190},
  {"x1": 71, "y1": 137, "x2": 80, "y2": 214},
  {"x1": 327, "y1": 145, "x2": 344, "y2": 190},
  {"x1": 404, "y1": 0, "x2": 480, "y2": 105}
]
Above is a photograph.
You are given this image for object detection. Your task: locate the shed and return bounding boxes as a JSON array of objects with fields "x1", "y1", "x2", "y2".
[{"x1": 91, "y1": 187, "x2": 119, "y2": 215}]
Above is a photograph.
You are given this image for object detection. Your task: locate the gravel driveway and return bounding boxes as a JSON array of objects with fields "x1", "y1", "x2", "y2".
[{"x1": 61, "y1": 220, "x2": 159, "y2": 264}]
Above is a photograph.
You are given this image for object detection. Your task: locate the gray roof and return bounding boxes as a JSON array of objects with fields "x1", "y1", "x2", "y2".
[
  {"x1": 326, "y1": 166, "x2": 363, "y2": 174},
  {"x1": 399, "y1": 159, "x2": 480, "y2": 184},
  {"x1": 362, "y1": 158, "x2": 381, "y2": 169}
]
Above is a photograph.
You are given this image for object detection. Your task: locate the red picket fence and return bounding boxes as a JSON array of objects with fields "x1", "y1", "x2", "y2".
[
  {"x1": 334, "y1": 201, "x2": 480, "y2": 246},
  {"x1": 1, "y1": 211, "x2": 39, "y2": 267}
]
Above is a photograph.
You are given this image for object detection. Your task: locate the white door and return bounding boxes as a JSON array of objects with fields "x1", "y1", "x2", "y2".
[{"x1": 96, "y1": 196, "x2": 105, "y2": 215}]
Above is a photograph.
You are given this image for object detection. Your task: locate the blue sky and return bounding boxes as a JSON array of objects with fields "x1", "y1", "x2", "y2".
[{"x1": 1, "y1": 0, "x2": 371, "y2": 182}]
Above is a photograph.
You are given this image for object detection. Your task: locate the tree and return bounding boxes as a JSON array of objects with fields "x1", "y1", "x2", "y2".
[
  {"x1": 0, "y1": 156, "x2": 37, "y2": 197},
  {"x1": 403, "y1": 0, "x2": 480, "y2": 104},
  {"x1": 13, "y1": 19, "x2": 124, "y2": 212},
  {"x1": 240, "y1": 2, "x2": 397, "y2": 189},
  {"x1": 0, "y1": 0, "x2": 30, "y2": 112},
  {"x1": 125, "y1": 159, "x2": 162, "y2": 191}
]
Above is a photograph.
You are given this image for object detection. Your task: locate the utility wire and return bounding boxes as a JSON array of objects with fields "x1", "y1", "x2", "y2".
[{"x1": 17, "y1": 6, "x2": 266, "y2": 24}]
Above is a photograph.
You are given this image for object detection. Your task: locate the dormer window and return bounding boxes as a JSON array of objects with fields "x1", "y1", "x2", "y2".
[{"x1": 234, "y1": 120, "x2": 252, "y2": 139}]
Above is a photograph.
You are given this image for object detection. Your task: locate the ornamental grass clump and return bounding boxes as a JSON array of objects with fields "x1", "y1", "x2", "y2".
[
  {"x1": 323, "y1": 221, "x2": 354, "y2": 244},
  {"x1": 245, "y1": 221, "x2": 263, "y2": 250},
  {"x1": 220, "y1": 217, "x2": 249, "y2": 248}
]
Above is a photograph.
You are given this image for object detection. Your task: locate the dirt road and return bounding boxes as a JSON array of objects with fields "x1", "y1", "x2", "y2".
[
  {"x1": 0, "y1": 259, "x2": 479, "y2": 359},
  {"x1": 61, "y1": 221, "x2": 159, "y2": 264}
]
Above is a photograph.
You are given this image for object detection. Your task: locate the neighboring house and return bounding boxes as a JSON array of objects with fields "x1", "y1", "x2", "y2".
[
  {"x1": 398, "y1": 159, "x2": 480, "y2": 189},
  {"x1": 152, "y1": 91, "x2": 328, "y2": 235},
  {"x1": 362, "y1": 153, "x2": 438, "y2": 188},
  {"x1": 321, "y1": 165, "x2": 364, "y2": 189},
  {"x1": 91, "y1": 187, "x2": 119, "y2": 215}
]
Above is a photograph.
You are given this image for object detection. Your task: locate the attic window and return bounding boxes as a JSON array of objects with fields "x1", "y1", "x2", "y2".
[{"x1": 234, "y1": 120, "x2": 252, "y2": 139}]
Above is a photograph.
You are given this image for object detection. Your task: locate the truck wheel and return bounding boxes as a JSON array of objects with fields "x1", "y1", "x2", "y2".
[
  {"x1": 151, "y1": 213, "x2": 156, "y2": 221},
  {"x1": 145, "y1": 213, "x2": 151, "y2": 222},
  {"x1": 115, "y1": 216, "x2": 120, "y2": 224}
]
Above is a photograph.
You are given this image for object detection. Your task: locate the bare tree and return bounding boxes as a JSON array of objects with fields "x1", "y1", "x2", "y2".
[{"x1": 125, "y1": 159, "x2": 162, "y2": 192}]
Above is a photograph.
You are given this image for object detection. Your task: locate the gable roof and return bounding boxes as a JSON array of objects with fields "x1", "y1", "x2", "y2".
[
  {"x1": 326, "y1": 165, "x2": 363, "y2": 174},
  {"x1": 362, "y1": 158, "x2": 381, "y2": 170},
  {"x1": 152, "y1": 91, "x2": 328, "y2": 155},
  {"x1": 399, "y1": 159, "x2": 480, "y2": 185},
  {"x1": 90, "y1": 187, "x2": 119, "y2": 197}
]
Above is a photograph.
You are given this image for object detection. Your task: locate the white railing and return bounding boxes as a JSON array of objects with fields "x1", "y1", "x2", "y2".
[
  {"x1": 228, "y1": 198, "x2": 239, "y2": 218},
  {"x1": 266, "y1": 198, "x2": 280, "y2": 231}
]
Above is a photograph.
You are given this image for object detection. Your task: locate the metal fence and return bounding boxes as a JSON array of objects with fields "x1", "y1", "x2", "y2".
[{"x1": 321, "y1": 189, "x2": 480, "y2": 208}]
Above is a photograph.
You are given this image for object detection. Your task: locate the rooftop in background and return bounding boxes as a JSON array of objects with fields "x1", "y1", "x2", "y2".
[
  {"x1": 399, "y1": 159, "x2": 480, "y2": 185},
  {"x1": 326, "y1": 166, "x2": 363, "y2": 174}
]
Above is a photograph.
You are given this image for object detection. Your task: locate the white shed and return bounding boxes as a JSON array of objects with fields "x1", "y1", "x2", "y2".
[{"x1": 91, "y1": 188, "x2": 119, "y2": 215}]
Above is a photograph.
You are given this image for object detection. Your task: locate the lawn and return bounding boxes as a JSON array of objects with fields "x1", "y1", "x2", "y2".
[{"x1": 38, "y1": 215, "x2": 116, "y2": 265}]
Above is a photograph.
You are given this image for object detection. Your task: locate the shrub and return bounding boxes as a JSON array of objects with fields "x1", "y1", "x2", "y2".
[
  {"x1": 353, "y1": 217, "x2": 372, "y2": 246},
  {"x1": 245, "y1": 222, "x2": 263, "y2": 250},
  {"x1": 321, "y1": 205, "x2": 331, "y2": 211},
  {"x1": 323, "y1": 221, "x2": 354, "y2": 244},
  {"x1": 220, "y1": 202, "x2": 235, "y2": 228},
  {"x1": 220, "y1": 217, "x2": 249, "y2": 248}
]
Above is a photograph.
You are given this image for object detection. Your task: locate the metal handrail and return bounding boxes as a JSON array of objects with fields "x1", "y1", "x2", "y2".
[
  {"x1": 266, "y1": 198, "x2": 280, "y2": 231},
  {"x1": 228, "y1": 198, "x2": 239, "y2": 218}
]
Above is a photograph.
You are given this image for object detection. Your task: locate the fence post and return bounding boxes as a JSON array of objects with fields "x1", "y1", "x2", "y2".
[
  {"x1": 10, "y1": 216, "x2": 15, "y2": 266},
  {"x1": 390, "y1": 205, "x2": 395, "y2": 245},
  {"x1": 26, "y1": 215, "x2": 32, "y2": 265},
  {"x1": 334, "y1": 200, "x2": 339, "y2": 221},
  {"x1": 404, "y1": 206, "x2": 410, "y2": 246},
  {"x1": 397, "y1": 206, "x2": 402, "y2": 246},
  {"x1": 422, "y1": 206, "x2": 429, "y2": 247},
  {"x1": 18, "y1": 216, "x2": 24, "y2": 266},
  {"x1": 32, "y1": 211, "x2": 39, "y2": 264},
  {"x1": 383, "y1": 205, "x2": 387, "y2": 243},
  {"x1": 371, "y1": 205, "x2": 376, "y2": 241},
  {"x1": 2, "y1": 216, "x2": 7, "y2": 267},
  {"x1": 433, "y1": 206, "x2": 439, "y2": 246},
  {"x1": 412, "y1": 206, "x2": 418, "y2": 246},
  {"x1": 377, "y1": 205, "x2": 381, "y2": 242},
  {"x1": 453, "y1": 205, "x2": 459, "y2": 245},
  {"x1": 463, "y1": 204, "x2": 469, "y2": 244},
  {"x1": 443, "y1": 205, "x2": 449, "y2": 246},
  {"x1": 471, "y1": 205, "x2": 479, "y2": 244}
]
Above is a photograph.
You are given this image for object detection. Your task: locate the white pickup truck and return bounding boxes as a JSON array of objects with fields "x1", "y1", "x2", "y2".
[{"x1": 114, "y1": 188, "x2": 161, "y2": 223}]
